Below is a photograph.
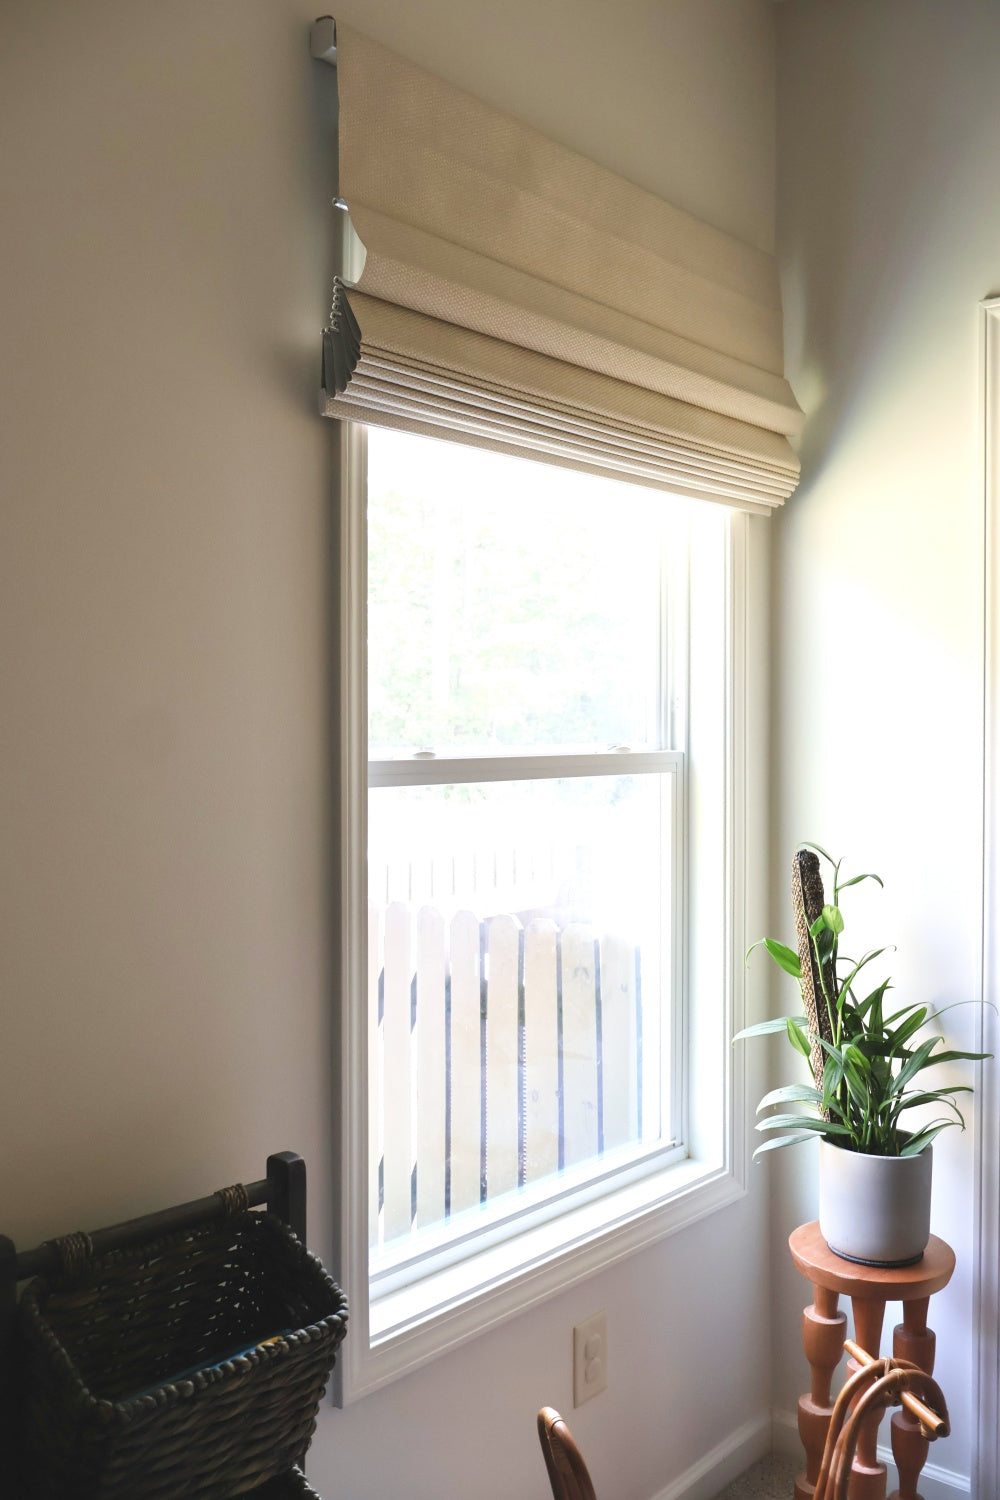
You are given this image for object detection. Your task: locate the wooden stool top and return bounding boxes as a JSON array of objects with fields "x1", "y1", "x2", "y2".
[{"x1": 789, "y1": 1221, "x2": 955, "y2": 1301}]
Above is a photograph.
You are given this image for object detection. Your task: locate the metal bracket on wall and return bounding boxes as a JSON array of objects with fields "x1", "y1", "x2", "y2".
[{"x1": 310, "y1": 16, "x2": 337, "y2": 65}]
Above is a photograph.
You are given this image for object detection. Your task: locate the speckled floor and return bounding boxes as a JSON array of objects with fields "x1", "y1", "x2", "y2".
[{"x1": 711, "y1": 1452, "x2": 798, "y2": 1499}]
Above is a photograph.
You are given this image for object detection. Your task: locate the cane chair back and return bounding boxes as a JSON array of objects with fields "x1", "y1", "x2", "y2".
[
  {"x1": 813, "y1": 1353, "x2": 949, "y2": 1500},
  {"x1": 537, "y1": 1407, "x2": 598, "y2": 1500}
]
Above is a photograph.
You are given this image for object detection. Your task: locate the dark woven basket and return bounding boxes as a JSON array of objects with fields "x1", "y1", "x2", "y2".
[{"x1": 16, "y1": 1199, "x2": 347, "y2": 1500}]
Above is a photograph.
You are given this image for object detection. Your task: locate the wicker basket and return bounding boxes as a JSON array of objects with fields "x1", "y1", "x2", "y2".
[{"x1": 16, "y1": 1201, "x2": 348, "y2": 1499}]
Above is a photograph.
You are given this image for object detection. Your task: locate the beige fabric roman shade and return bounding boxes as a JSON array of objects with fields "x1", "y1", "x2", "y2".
[{"x1": 321, "y1": 21, "x2": 802, "y2": 512}]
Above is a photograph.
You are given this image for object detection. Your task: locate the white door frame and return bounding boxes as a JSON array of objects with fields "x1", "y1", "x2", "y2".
[{"x1": 975, "y1": 296, "x2": 1000, "y2": 1498}]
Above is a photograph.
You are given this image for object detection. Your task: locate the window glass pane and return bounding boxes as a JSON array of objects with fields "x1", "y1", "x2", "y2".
[
  {"x1": 368, "y1": 771, "x2": 674, "y2": 1257},
  {"x1": 367, "y1": 428, "x2": 672, "y2": 755}
]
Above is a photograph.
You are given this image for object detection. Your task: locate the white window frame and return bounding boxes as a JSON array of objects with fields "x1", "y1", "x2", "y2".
[{"x1": 332, "y1": 420, "x2": 753, "y2": 1403}]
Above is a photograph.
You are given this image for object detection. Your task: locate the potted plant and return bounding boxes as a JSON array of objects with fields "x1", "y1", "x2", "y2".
[{"x1": 736, "y1": 843, "x2": 989, "y2": 1266}]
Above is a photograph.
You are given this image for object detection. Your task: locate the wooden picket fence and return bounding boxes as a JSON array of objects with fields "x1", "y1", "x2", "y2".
[{"x1": 369, "y1": 901, "x2": 645, "y2": 1247}]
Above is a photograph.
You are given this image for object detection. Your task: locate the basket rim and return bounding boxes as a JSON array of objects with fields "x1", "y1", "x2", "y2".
[{"x1": 18, "y1": 1211, "x2": 348, "y2": 1423}]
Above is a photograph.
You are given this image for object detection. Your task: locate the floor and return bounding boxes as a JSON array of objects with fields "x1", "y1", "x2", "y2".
[{"x1": 712, "y1": 1452, "x2": 798, "y2": 1499}]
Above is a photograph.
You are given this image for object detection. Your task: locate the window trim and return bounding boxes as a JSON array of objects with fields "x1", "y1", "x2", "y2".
[{"x1": 332, "y1": 421, "x2": 751, "y2": 1404}]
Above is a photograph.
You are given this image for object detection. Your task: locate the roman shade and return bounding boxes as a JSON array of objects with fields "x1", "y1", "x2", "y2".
[{"x1": 321, "y1": 20, "x2": 803, "y2": 512}]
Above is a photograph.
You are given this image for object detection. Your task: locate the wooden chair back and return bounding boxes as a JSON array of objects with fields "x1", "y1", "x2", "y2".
[{"x1": 536, "y1": 1407, "x2": 598, "y2": 1500}]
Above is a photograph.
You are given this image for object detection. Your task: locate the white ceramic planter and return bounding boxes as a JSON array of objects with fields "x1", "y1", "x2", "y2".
[{"x1": 818, "y1": 1138, "x2": 933, "y2": 1266}]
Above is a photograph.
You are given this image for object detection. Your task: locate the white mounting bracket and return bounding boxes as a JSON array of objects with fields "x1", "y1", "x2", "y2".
[{"x1": 310, "y1": 16, "x2": 337, "y2": 65}]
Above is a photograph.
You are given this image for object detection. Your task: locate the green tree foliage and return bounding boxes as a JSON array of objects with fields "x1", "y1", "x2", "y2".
[{"x1": 367, "y1": 439, "x2": 664, "y2": 756}]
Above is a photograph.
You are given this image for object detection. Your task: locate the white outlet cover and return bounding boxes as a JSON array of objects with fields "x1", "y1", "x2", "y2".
[{"x1": 573, "y1": 1311, "x2": 608, "y2": 1406}]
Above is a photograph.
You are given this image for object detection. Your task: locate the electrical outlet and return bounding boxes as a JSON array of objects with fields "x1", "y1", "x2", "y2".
[{"x1": 573, "y1": 1310, "x2": 608, "y2": 1406}]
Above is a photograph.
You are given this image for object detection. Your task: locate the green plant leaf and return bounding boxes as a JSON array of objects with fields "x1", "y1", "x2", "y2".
[
  {"x1": 900, "y1": 1122, "x2": 955, "y2": 1156},
  {"x1": 884, "y1": 1000, "x2": 930, "y2": 1024},
  {"x1": 892, "y1": 1090, "x2": 969, "y2": 1126},
  {"x1": 786, "y1": 1016, "x2": 812, "y2": 1058},
  {"x1": 920, "y1": 1048, "x2": 992, "y2": 1065},
  {"x1": 899, "y1": 1092, "x2": 971, "y2": 1104},
  {"x1": 763, "y1": 938, "x2": 803, "y2": 978},
  {"x1": 756, "y1": 1113, "x2": 850, "y2": 1135},
  {"x1": 733, "y1": 1015, "x2": 808, "y2": 1042},
  {"x1": 892, "y1": 1037, "x2": 938, "y2": 1087},
  {"x1": 844, "y1": 1043, "x2": 871, "y2": 1075},
  {"x1": 926, "y1": 998, "x2": 999, "y2": 1026},
  {"x1": 816, "y1": 1036, "x2": 846, "y2": 1063},
  {"x1": 743, "y1": 938, "x2": 764, "y2": 969},
  {"x1": 899, "y1": 1085, "x2": 974, "y2": 1102},
  {"x1": 836, "y1": 872, "x2": 885, "y2": 891},
  {"x1": 886, "y1": 1007, "x2": 928, "y2": 1052},
  {"x1": 892, "y1": 1037, "x2": 945, "y2": 1093},
  {"x1": 894, "y1": 1087, "x2": 968, "y2": 1111},
  {"x1": 814, "y1": 924, "x2": 837, "y2": 957},
  {"x1": 855, "y1": 1034, "x2": 895, "y2": 1061},
  {"x1": 841, "y1": 958, "x2": 890, "y2": 1013},
  {"x1": 842, "y1": 1050, "x2": 871, "y2": 1111},
  {"x1": 751, "y1": 1132, "x2": 817, "y2": 1159},
  {"x1": 809, "y1": 908, "x2": 844, "y2": 939},
  {"x1": 756, "y1": 1084, "x2": 825, "y2": 1113},
  {"x1": 821, "y1": 1052, "x2": 844, "y2": 1110},
  {"x1": 801, "y1": 840, "x2": 836, "y2": 865},
  {"x1": 822, "y1": 1051, "x2": 844, "y2": 1083}
]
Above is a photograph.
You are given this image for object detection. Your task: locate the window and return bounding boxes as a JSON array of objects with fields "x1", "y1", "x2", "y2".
[
  {"x1": 318, "y1": 19, "x2": 781, "y2": 1403},
  {"x1": 368, "y1": 428, "x2": 683, "y2": 1255},
  {"x1": 334, "y1": 421, "x2": 752, "y2": 1401}
]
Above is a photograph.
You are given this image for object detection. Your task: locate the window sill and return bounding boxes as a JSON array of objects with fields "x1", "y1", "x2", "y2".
[{"x1": 341, "y1": 1150, "x2": 745, "y2": 1401}]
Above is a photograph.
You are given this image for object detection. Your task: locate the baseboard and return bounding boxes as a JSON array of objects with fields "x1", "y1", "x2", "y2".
[
  {"x1": 647, "y1": 1413, "x2": 771, "y2": 1500},
  {"x1": 772, "y1": 1408, "x2": 970, "y2": 1499},
  {"x1": 770, "y1": 1409, "x2": 803, "y2": 1462}
]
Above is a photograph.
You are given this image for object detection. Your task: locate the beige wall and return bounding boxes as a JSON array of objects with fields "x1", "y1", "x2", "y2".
[
  {"x1": 774, "y1": 1, "x2": 1000, "y2": 1487},
  {"x1": 0, "y1": 3, "x2": 777, "y2": 1499}
]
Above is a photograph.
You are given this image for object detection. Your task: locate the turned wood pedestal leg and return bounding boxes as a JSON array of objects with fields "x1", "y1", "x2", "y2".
[
  {"x1": 887, "y1": 1297, "x2": 934, "y2": 1500},
  {"x1": 847, "y1": 1297, "x2": 888, "y2": 1500},
  {"x1": 795, "y1": 1284, "x2": 847, "y2": 1500},
  {"x1": 792, "y1": 1287, "x2": 939, "y2": 1500}
]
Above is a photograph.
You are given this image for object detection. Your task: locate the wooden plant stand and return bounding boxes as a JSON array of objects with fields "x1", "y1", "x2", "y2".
[{"x1": 789, "y1": 1222, "x2": 955, "y2": 1500}]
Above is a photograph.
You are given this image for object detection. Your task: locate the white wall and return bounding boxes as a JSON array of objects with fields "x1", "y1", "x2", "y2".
[
  {"x1": 773, "y1": 1, "x2": 1000, "y2": 1487},
  {"x1": 0, "y1": 3, "x2": 777, "y2": 1497}
]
